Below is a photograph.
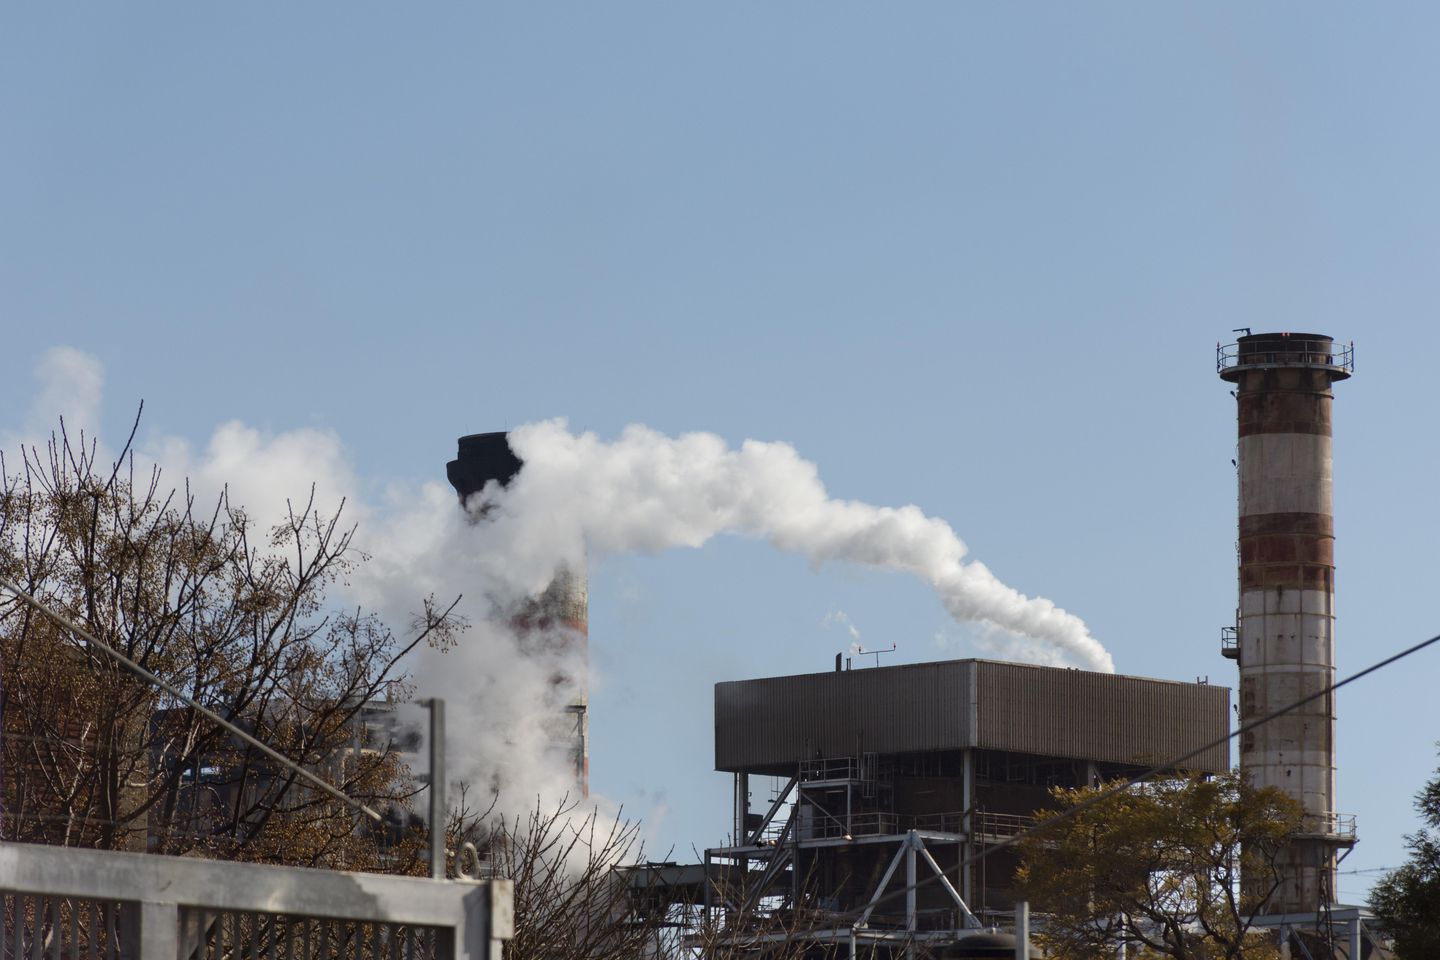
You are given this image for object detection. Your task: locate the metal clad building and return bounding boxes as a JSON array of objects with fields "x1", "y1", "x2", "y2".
[{"x1": 714, "y1": 659, "x2": 1228, "y2": 774}]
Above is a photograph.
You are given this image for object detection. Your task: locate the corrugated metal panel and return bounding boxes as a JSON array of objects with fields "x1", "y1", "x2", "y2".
[
  {"x1": 714, "y1": 659, "x2": 1229, "y2": 774},
  {"x1": 973, "y1": 662, "x2": 1229, "y2": 772},
  {"x1": 714, "y1": 661, "x2": 970, "y2": 771}
]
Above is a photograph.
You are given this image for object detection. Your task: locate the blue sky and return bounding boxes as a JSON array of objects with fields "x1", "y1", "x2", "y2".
[{"x1": 5, "y1": 4, "x2": 1440, "y2": 902}]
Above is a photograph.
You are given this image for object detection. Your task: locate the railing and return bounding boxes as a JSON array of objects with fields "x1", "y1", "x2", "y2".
[
  {"x1": 909, "y1": 811, "x2": 966, "y2": 835},
  {"x1": 753, "y1": 816, "x2": 790, "y2": 847},
  {"x1": 0, "y1": 843, "x2": 511, "y2": 960},
  {"x1": 1299, "y1": 812, "x2": 1358, "y2": 841},
  {"x1": 798, "y1": 758, "x2": 861, "y2": 783},
  {"x1": 1220, "y1": 626, "x2": 1239, "y2": 659},
  {"x1": 970, "y1": 811, "x2": 1036, "y2": 840},
  {"x1": 802, "y1": 811, "x2": 902, "y2": 840},
  {"x1": 1217, "y1": 338, "x2": 1354, "y2": 376},
  {"x1": 799, "y1": 809, "x2": 1036, "y2": 841}
]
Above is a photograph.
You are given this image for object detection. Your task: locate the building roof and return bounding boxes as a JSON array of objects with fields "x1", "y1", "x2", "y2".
[{"x1": 714, "y1": 658, "x2": 1230, "y2": 775}]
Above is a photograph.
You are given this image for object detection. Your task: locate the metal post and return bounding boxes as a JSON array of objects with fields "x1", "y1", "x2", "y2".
[
  {"x1": 734, "y1": 773, "x2": 748, "y2": 845},
  {"x1": 792, "y1": 813, "x2": 801, "y2": 910},
  {"x1": 119, "y1": 901, "x2": 178, "y2": 960},
  {"x1": 427, "y1": 698, "x2": 447, "y2": 880},
  {"x1": 961, "y1": 748, "x2": 974, "y2": 906},
  {"x1": 1348, "y1": 915, "x2": 1362, "y2": 960},
  {"x1": 1014, "y1": 901, "x2": 1029, "y2": 960},
  {"x1": 905, "y1": 832, "x2": 917, "y2": 960},
  {"x1": 703, "y1": 850, "x2": 713, "y2": 924}
]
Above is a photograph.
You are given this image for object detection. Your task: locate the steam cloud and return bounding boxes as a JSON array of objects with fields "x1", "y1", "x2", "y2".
[
  {"x1": 476, "y1": 420, "x2": 1113, "y2": 673},
  {"x1": 8, "y1": 349, "x2": 1113, "y2": 821}
]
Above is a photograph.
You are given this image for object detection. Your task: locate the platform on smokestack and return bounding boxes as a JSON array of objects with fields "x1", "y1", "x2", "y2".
[{"x1": 1218, "y1": 332, "x2": 1354, "y2": 382}]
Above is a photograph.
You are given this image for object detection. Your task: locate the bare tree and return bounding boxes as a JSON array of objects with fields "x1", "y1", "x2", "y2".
[
  {"x1": 448, "y1": 788, "x2": 826, "y2": 960},
  {"x1": 461, "y1": 796, "x2": 659, "y2": 960},
  {"x1": 0, "y1": 416, "x2": 460, "y2": 870},
  {"x1": 1, "y1": 414, "x2": 863, "y2": 958}
]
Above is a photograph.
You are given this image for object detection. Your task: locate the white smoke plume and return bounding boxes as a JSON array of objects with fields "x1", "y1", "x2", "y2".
[
  {"x1": 347, "y1": 481, "x2": 593, "y2": 813},
  {"x1": 470, "y1": 420, "x2": 1114, "y2": 673},
  {"x1": 147, "y1": 421, "x2": 359, "y2": 535},
  {"x1": 7, "y1": 350, "x2": 1114, "y2": 828}
]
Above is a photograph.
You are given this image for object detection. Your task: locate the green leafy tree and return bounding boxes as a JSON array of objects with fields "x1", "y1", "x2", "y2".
[
  {"x1": 1370, "y1": 749, "x2": 1440, "y2": 959},
  {"x1": 1014, "y1": 772, "x2": 1304, "y2": 960}
]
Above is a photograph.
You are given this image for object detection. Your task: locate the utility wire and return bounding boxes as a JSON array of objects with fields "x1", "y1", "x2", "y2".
[
  {"x1": 0, "y1": 572, "x2": 383, "y2": 823},
  {"x1": 792, "y1": 630, "x2": 1440, "y2": 930}
]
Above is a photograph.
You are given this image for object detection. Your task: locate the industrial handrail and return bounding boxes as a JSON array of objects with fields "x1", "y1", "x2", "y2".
[
  {"x1": 1217, "y1": 339, "x2": 1354, "y2": 375},
  {"x1": 797, "y1": 809, "x2": 1036, "y2": 841},
  {"x1": 802, "y1": 811, "x2": 903, "y2": 839},
  {"x1": 967, "y1": 811, "x2": 1037, "y2": 839},
  {"x1": 799, "y1": 757, "x2": 862, "y2": 782},
  {"x1": 1298, "y1": 812, "x2": 1358, "y2": 840}
]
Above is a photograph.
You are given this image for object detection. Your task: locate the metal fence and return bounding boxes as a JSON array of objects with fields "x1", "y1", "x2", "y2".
[{"x1": 0, "y1": 844, "x2": 511, "y2": 960}]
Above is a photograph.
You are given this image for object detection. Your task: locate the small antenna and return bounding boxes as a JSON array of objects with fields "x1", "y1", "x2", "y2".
[{"x1": 853, "y1": 643, "x2": 897, "y2": 668}]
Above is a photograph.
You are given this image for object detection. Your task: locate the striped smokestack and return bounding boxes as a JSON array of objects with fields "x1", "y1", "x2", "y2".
[
  {"x1": 1218, "y1": 332, "x2": 1354, "y2": 914},
  {"x1": 447, "y1": 432, "x2": 590, "y2": 796}
]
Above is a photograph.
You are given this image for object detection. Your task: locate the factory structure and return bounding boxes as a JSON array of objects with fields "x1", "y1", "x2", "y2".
[
  {"x1": 455, "y1": 332, "x2": 1383, "y2": 956},
  {"x1": 697, "y1": 660, "x2": 1229, "y2": 955},
  {"x1": 1217, "y1": 333, "x2": 1371, "y2": 951}
]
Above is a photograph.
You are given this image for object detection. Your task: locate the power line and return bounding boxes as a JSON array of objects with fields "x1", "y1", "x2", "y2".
[{"x1": 0, "y1": 572, "x2": 382, "y2": 823}]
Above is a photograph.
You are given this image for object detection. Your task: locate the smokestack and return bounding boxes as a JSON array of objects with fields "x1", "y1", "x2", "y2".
[
  {"x1": 1218, "y1": 333, "x2": 1354, "y2": 913},
  {"x1": 447, "y1": 432, "x2": 590, "y2": 796}
]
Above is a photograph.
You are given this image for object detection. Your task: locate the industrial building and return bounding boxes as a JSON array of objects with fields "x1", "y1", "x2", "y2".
[
  {"x1": 450, "y1": 334, "x2": 1384, "y2": 955},
  {"x1": 693, "y1": 659, "x2": 1229, "y2": 955},
  {"x1": 645, "y1": 331, "x2": 1383, "y2": 957}
]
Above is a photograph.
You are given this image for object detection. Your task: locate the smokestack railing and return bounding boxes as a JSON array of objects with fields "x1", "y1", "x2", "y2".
[
  {"x1": 1220, "y1": 625, "x2": 1239, "y2": 660},
  {"x1": 1217, "y1": 339, "x2": 1354, "y2": 376},
  {"x1": 1295, "y1": 812, "x2": 1358, "y2": 842}
]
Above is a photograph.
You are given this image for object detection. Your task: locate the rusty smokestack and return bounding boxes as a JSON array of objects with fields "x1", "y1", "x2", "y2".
[
  {"x1": 447, "y1": 432, "x2": 590, "y2": 795},
  {"x1": 1218, "y1": 332, "x2": 1354, "y2": 913}
]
